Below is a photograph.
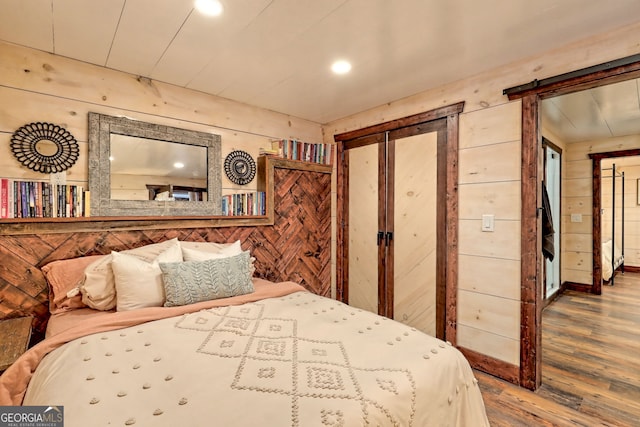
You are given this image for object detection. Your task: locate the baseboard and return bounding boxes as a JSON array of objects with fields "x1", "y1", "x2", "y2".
[
  {"x1": 623, "y1": 265, "x2": 640, "y2": 273},
  {"x1": 563, "y1": 281, "x2": 596, "y2": 294},
  {"x1": 457, "y1": 346, "x2": 520, "y2": 386}
]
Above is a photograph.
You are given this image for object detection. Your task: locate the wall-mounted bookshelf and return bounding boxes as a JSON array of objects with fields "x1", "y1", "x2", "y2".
[
  {"x1": 221, "y1": 191, "x2": 266, "y2": 216},
  {"x1": 0, "y1": 156, "x2": 332, "y2": 235},
  {"x1": 1, "y1": 179, "x2": 89, "y2": 219},
  {"x1": 264, "y1": 139, "x2": 333, "y2": 166}
]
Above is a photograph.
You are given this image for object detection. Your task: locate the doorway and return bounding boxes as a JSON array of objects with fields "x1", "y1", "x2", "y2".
[
  {"x1": 504, "y1": 53, "x2": 640, "y2": 389},
  {"x1": 542, "y1": 139, "x2": 561, "y2": 301},
  {"x1": 592, "y1": 152, "x2": 640, "y2": 284}
]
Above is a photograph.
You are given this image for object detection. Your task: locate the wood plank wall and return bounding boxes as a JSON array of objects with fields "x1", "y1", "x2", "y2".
[
  {"x1": 0, "y1": 39, "x2": 323, "y2": 214},
  {"x1": 323, "y1": 22, "x2": 640, "y2": 377},
  {"x1": 0, "y1": 40, "x2": 331, "y2": 341},
  {"x1": 0, "y1": 165, "x2": 332, "y2": 339}
]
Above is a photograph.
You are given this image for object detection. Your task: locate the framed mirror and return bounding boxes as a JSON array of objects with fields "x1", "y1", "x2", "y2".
[{"x1": 88, "y1": 112, "x2": 222, "y2": 216}]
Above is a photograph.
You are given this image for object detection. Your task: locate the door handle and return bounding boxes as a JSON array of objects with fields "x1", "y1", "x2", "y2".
[
  {"x1": 385, "y1": 231, "x2": 393, "y2": 246},
  {"x1": 377, "y1": 231, "x2": 384, "y2": 246}
]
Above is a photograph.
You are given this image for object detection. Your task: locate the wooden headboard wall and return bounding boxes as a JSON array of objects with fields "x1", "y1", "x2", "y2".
[{"x1": 0, "y1": 164, "x2": 331, "y2": 339}]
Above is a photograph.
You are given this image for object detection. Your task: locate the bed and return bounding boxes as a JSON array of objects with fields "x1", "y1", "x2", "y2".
[
  {"x1": 602, "y1": 239, "x2": 624, "y2": 282},
  {"x1": 0, "y1": 238, "x2": 489, "y2": 426},
  {"x1": 601, "y1": 163, "x2": 625, "y2": 285}
]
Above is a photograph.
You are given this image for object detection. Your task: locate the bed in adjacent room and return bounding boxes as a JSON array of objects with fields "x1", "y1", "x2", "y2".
[
  {"x1": 0, "y1": 238, "x2": 489, "y2": 427},
  {"x1": 601, "y1": 163, "x2": 625, "y2": 284},
  {"x1": 602, "y1": 239, "x2": 624, "y2": 282}
]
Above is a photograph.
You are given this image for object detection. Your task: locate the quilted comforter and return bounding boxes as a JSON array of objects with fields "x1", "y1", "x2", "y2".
[{"x1": 1, "y1": 280, "x2": 489, "y2": 426}]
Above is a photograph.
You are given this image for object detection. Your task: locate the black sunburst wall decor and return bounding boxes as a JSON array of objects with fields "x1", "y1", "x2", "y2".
[
  {"x1": 10, "y1": 122, "x2": 79, "y2": 174},
  {"x1": 224, "y1": 150, "x2": 256, "y2": 185}
]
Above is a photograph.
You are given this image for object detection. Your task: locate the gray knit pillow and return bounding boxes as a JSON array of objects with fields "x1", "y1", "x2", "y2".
[{"x1": 159, "y1": 251, "x2": 254, "y2": 307}]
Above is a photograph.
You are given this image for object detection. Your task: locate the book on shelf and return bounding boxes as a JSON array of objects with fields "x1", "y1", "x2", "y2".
[
  {"x1": 221, "y1": 191, "x2": 266, "y2": 216},
  {"x1": 0, "y1": 179, "x2": 90, "y2": 218},
  {"x1": 268, "y1": 139, "x2": 334, "y2": 165},
  {"x1": 259, "y1": 144, "x2": 281, "y2": 156},
  {"x1": 0, "y1": 178, "x2": 8, "y2": 219}
]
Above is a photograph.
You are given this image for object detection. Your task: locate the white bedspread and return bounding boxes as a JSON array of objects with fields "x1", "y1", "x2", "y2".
[
  {"x1": 602, "y1": 239, "x2": 623, "y2": 281},
  {"x1": 23, "y1": 292, "x2": 488, "y2": 426}
]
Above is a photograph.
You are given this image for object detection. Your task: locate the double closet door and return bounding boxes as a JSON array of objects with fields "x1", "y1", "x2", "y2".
[{"x1": 337, "y1": 118, "x2": 450, "y2": 339}]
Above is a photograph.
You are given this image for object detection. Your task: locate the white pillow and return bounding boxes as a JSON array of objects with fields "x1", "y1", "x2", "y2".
[
  {"x1": 180, "y1": 240, "x2": 242, "y2": 260},
  {"x1": 181, "y1": 243, "x2": 256, "y2": 276},
  {"x1": 111, "y1": 241, "x2": 183, "y2": 311},
  {"x1": 181, "y1": 245, "x2": 242, "y2": 262},
  {"x1": 81, "y1": 238, "x2": 181, "y2": 311}
]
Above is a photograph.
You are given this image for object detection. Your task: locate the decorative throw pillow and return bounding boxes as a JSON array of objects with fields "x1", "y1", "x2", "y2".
[
  {"x1": 81, "y1": 238, "x2": 181, "y2": 310},
  {"x1": 41, "y1": 255, "x2": 107, "y2": 314},
  {"x1": 181, "y1": 246, "x2": 240, "y2": 262},
  {"x1": 110, "y1": 241, "x2": 184, "y2": 311},
  {"x1": 180, "y1": 240, "x2": 242, "y2": 260},
  {"x1": 159, "y1": 251, "x2": 254, "y2": 307},
  {"x1": 181, "y1": 243, "x2": 256, "y2": 276}
]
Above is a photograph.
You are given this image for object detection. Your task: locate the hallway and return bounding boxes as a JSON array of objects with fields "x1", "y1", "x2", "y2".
[{"x1": 478, "y1": 272, "x2": 640, "y2": 426}]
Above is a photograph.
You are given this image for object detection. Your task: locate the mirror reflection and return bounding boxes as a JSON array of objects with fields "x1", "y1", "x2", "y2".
[{"x1": 109, "y1": 135, "x2": 208, "y2": 201}]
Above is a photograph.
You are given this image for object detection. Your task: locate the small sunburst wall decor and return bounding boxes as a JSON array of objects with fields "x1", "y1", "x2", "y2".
[
  {"x1": 224, "y1": 150, "x2": 256, "y2": 185},
  {"x1": 10, "y1": 122, "x2": 79, "y2": 174}
]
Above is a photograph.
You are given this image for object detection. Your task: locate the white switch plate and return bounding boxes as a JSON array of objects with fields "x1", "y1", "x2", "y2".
[
  {"x1": 570, "y1": 213, "x2": 582, "y2": 223},
  {"x1": 481, "y1": 214, "x2": 495, "y2": 232}
]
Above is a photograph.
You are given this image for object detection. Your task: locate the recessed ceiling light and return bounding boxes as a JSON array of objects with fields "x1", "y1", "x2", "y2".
[
  {"x1": 195, "y1": 0, "x2": 224, "y2": 16},
  {"x1": 331, "y1": 60, "x2": 351, "y2": 75},
  {"x1": 109, "y1": 156, "x2": 114, "y2": 161},
  {"x1": 174, "y1": 162, "x2": 185, "y2": 168}
]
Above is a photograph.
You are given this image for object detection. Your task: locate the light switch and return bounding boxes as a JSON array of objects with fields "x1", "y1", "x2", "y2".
[
  {"x1": 570, "y1": 213, "x2": 582, "y2": 223},
  {"x1": 481, "y1": 214, "x2": 494, "y2": 232}
]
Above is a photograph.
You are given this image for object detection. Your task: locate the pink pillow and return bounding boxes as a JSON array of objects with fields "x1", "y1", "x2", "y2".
[{"x1": 41, "y1": 255, "x2": 107, "y2": 314}]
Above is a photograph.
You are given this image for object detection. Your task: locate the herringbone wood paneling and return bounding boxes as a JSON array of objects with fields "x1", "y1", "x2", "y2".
[{"x1": 0, "y1": 166, "x2": 331, "y2": 339}]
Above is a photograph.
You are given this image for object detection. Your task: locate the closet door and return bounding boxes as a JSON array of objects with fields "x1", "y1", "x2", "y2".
[
  {"x1": 347, "y1": 140, "x2": 381, "y2": 313},
  {"x1": 344, "y1": 128, "x2": 439, "y2": 336},
  {"x1": 336, "y1": 102, "x2": 463, "y2": 342},
  {"x1": 391, "y1": 131, "x2": 438, "y2": 335}
]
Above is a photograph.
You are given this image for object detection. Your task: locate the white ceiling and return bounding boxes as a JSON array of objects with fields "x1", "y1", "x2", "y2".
[
  {"x1": 542, "y1": 78, "x2": 640, "y2": 144},
  {"x1": 1, "y1": 0, "x2": 640, "y2": 125}
]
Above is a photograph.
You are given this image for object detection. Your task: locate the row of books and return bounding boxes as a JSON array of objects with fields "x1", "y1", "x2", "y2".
[
  {"x1": 261, "y1": 139, "x2": 333, "y2": 165},
  {"x1": 221, "y1": 191, "x2": 266, "y2": 216},
  {"x1": 0, "y1": 179, "x2": 90, "y2": 218}
]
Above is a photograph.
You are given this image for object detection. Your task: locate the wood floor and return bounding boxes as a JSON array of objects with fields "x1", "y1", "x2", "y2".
[{"x1": 476, "y1": 271, "x2": 640, "y2": 426}]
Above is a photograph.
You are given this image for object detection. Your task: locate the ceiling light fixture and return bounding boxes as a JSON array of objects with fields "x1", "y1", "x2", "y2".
[
  {"x1": 331, "y1": 60, "x2": 351, "y2": 75},
  {"x1": 195, "y1": 0, "x2": 224, "y2": 16},
  {"x1": 174, "y1": 162, "x2": 185, "y2": 168}
]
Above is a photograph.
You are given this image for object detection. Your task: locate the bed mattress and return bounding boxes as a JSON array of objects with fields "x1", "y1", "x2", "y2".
[{"x1": 1, "y1": 280, "x2": 489, "y2": 426}]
